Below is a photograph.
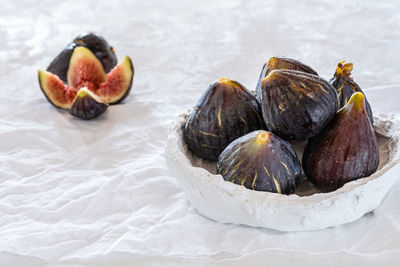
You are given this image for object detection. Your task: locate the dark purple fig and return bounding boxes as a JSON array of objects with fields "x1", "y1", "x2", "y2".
[
  {"x1": 302, "y1": 92, "x2": 379, "y2": 192},
  {"x1": 256, "y1": 57, "x2": 318, "y2": 101},
  {"x1": 184, "y1": 78, "x2": 265, "y2": 161},
  {"x1": 330, "y1": 61, "x2": 373, "y2": 123},
  {"x1": 47, "y1": 33, "x2": 117, "y2": 83},
  {"x1": 217, "y1": 130, "x2": 302, "y2": 194},
  {"x1": 69, "y1": 87, "x2": 108, "y2": 120},
  {"x1": 259, "y1": 69, "x2": 338, "y2": 140}
]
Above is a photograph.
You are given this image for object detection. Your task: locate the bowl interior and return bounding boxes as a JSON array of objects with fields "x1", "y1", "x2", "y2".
[{"x1": 183, "y1": 117, "x2": 394, "y2": 196}]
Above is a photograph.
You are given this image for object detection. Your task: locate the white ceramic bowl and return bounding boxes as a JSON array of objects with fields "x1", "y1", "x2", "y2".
[{"x1": 166, "y1": 112, "x2": 400, "y2": 231}]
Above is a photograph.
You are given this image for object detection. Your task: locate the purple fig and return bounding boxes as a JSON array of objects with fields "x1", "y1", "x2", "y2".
[
  {"x1": 217, "y1": 130, "x2": 302, "y2": 194},
  {"x1": 184, "y1": 78, "x2": 265, "y2": 161},
  {"x1": 259, "y1": 69, "x2": 338, "y2": 140},
  {"x1": 302, "y1": 92, "x2": 379, "y2": 192}
]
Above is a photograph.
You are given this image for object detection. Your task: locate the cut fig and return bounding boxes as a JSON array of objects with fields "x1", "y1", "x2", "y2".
[
  {"x1": 217, "y1": 130, "x2": 302, "y2": 194},
  {"x1": 256, "y1": 57, "x2": 318, "y2": 100},
  {"x1": 330, "y1": 61, "x2": 373, "y2": 123},
  {"x1": 259, "y1": 69, "x2": 338, "y2": 140},
  {"x1": 67, "y1": 45, "x2": 107, "y2": 92},
  {"x1": 302, "y1": 92, "x2": 379, "y2": 192},
  {"x1": 38, "y1": 70, "x2": 78, "y2": 109},
  {"x1": 47, "y1": 33, "x2": 117, "y2": 83},
  {"x1": 97, "y1": 55, "x2": 134, "y2": 104},
  {"x1": 69, "y1": 87, "x2": 108, "y2": 120},
  {"x1": 184, "y1": 78, "x2": 265, "y2": 161},
  {"x1": 38, "y1": 46, "x2": 134, "y2": 109}
]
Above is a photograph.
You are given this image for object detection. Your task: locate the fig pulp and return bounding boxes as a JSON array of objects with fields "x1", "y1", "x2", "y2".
[
  {"x1": 302, "y1": 92, "x2": 379, "y2": 192},
  {"x1": 184, "y1": 78, "x2": 265, "y2": 161},
  {"x1": 47, "y1": 33, "x2": 117, "y2": 83},
  {"x1": 217, "y1": 130, "x2": 302, "y2": 194},
  {"x1": 38, "y1": 46, "x2": 133, "y2": 109},
  {"x1": 69, "y1": 87, "x2": 108, "y2": 120},
  {"x1": 259, "y1": 70, "x2": 338, "y2": 140},
  {"x1": 256, "y1": 57, "x2": 318, "y2": 100},
  {"x1": 330, "y1": 61, "x2": 373, "y2": 123}
]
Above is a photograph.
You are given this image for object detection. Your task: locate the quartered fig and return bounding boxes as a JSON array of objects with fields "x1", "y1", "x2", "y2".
[
  {"x1": 256, "y1": 57, "x2": 318, "y2": 100},
  {"x1": 184, "y1": 78, "x2": 265, "y2": 161},
  {"x1": 47, "y1": 33, "x2": 117, "y2": 83},
  {"x1": 69, "y1": 87, "x2": 108, "y2": 120},
  {"x1": 217, "y1": 130, "x2": 302, "y2": 194},
  {"x1": 38, "y1": 46, "x2": 134, "y2": 109},
  {"x1": 259, "y1": 69, "x2": 338, "y2": 140},
  {"x1": 302, "y1": 92, "x2": 379, "y2": 192},
  {"x1": 330, "y1": 61, "x2": 373, "y2": 123}
]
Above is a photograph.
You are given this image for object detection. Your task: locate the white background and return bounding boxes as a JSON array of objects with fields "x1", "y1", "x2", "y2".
[{"x1": 0, "y1": 0, "x2": 399, "y2": 266}]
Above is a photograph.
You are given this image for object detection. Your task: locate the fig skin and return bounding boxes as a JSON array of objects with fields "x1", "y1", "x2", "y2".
[
  {"x1": 47, "y1": 33, "x2": 117, "y2": 83},
  {"x1": 69, "y1": 87, "x2": 108, "y2": 120},
  {"x1": 260, "y1": 69, "x2": 338, "y2": 140},
  {"x1": 302, "y1": 92, "x2": 379, "y2": 192},
  {"x1": 256, "y1": 57, "x2": 318, "y2": 101},
  {"x1": 184, "y1": 78, "x2": 265, "y2": 161},
  {"x1": 330, "y1": 61, "x2": 373, "y2": 123},
  {"x1": 217, "y1": 130, "x2": 302, "y2": 194}
]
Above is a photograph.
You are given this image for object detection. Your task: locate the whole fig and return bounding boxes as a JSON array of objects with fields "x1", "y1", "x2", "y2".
[
  {"x1": 217, "y1": 130, "x2": 302, "y2": 194},
  {"x1": 184, "y1": 78, "x2": 265, "y2": 161},
  {"x1": 302, "y1": 92, "x2": 379, "y2": 192},
  {"x1": 259, "y1": 70, "x2": 338, "y2": 140}
]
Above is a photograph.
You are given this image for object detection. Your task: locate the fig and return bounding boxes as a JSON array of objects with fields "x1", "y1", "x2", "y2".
[
  {"x1": 330, "y1": 61, "x2": 373, "y2": 123},
  {"x1": 38, "y1": 46, "x2": 134, "y2": 109},
  {"x1": 302, "y1": 92, "x2": 379, "y2": 192},
  {"x1": 69, "y1": 87, "x2": 108, "y2": 120},
  {"x1": 47, "y1": 33, "x2": 117, "y2": 83},
  {"x1": 217, "y1": 130, "x2": 302, "y2": 194},
  {"x1": 184, "y1": 78, "x2": 265, "y2": 161},
  {"x1": 259, "y1": 69, "x2": 338, "y2": 140},
  {"x1": 256, "y1": 57, "x2": 318, "y2": 100}
]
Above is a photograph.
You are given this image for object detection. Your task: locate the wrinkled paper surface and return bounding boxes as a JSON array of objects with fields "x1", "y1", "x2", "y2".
[{"x1": 0, "y1": 0, "x2": 399, "y2": 265}]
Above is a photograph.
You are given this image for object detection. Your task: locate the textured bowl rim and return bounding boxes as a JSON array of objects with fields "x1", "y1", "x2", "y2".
[{"x1": 166, "y1": 111, "x2": 400, "y2": 230}]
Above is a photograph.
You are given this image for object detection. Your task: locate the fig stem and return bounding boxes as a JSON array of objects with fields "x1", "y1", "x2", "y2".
[
  {"x1": 256, "y1": 131, "x2": 270, "y2": 144},
  {"x1": 217, "y1": 78, "x2": 240, "y2": 89},
  {"x1": 335, "y1": 61, "x2": 353, "y2": 78}
]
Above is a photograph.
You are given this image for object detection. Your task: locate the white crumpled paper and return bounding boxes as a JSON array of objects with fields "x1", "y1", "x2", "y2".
[{"x1": 0, "y1": 0, "x2": 399, "y2": 265}]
